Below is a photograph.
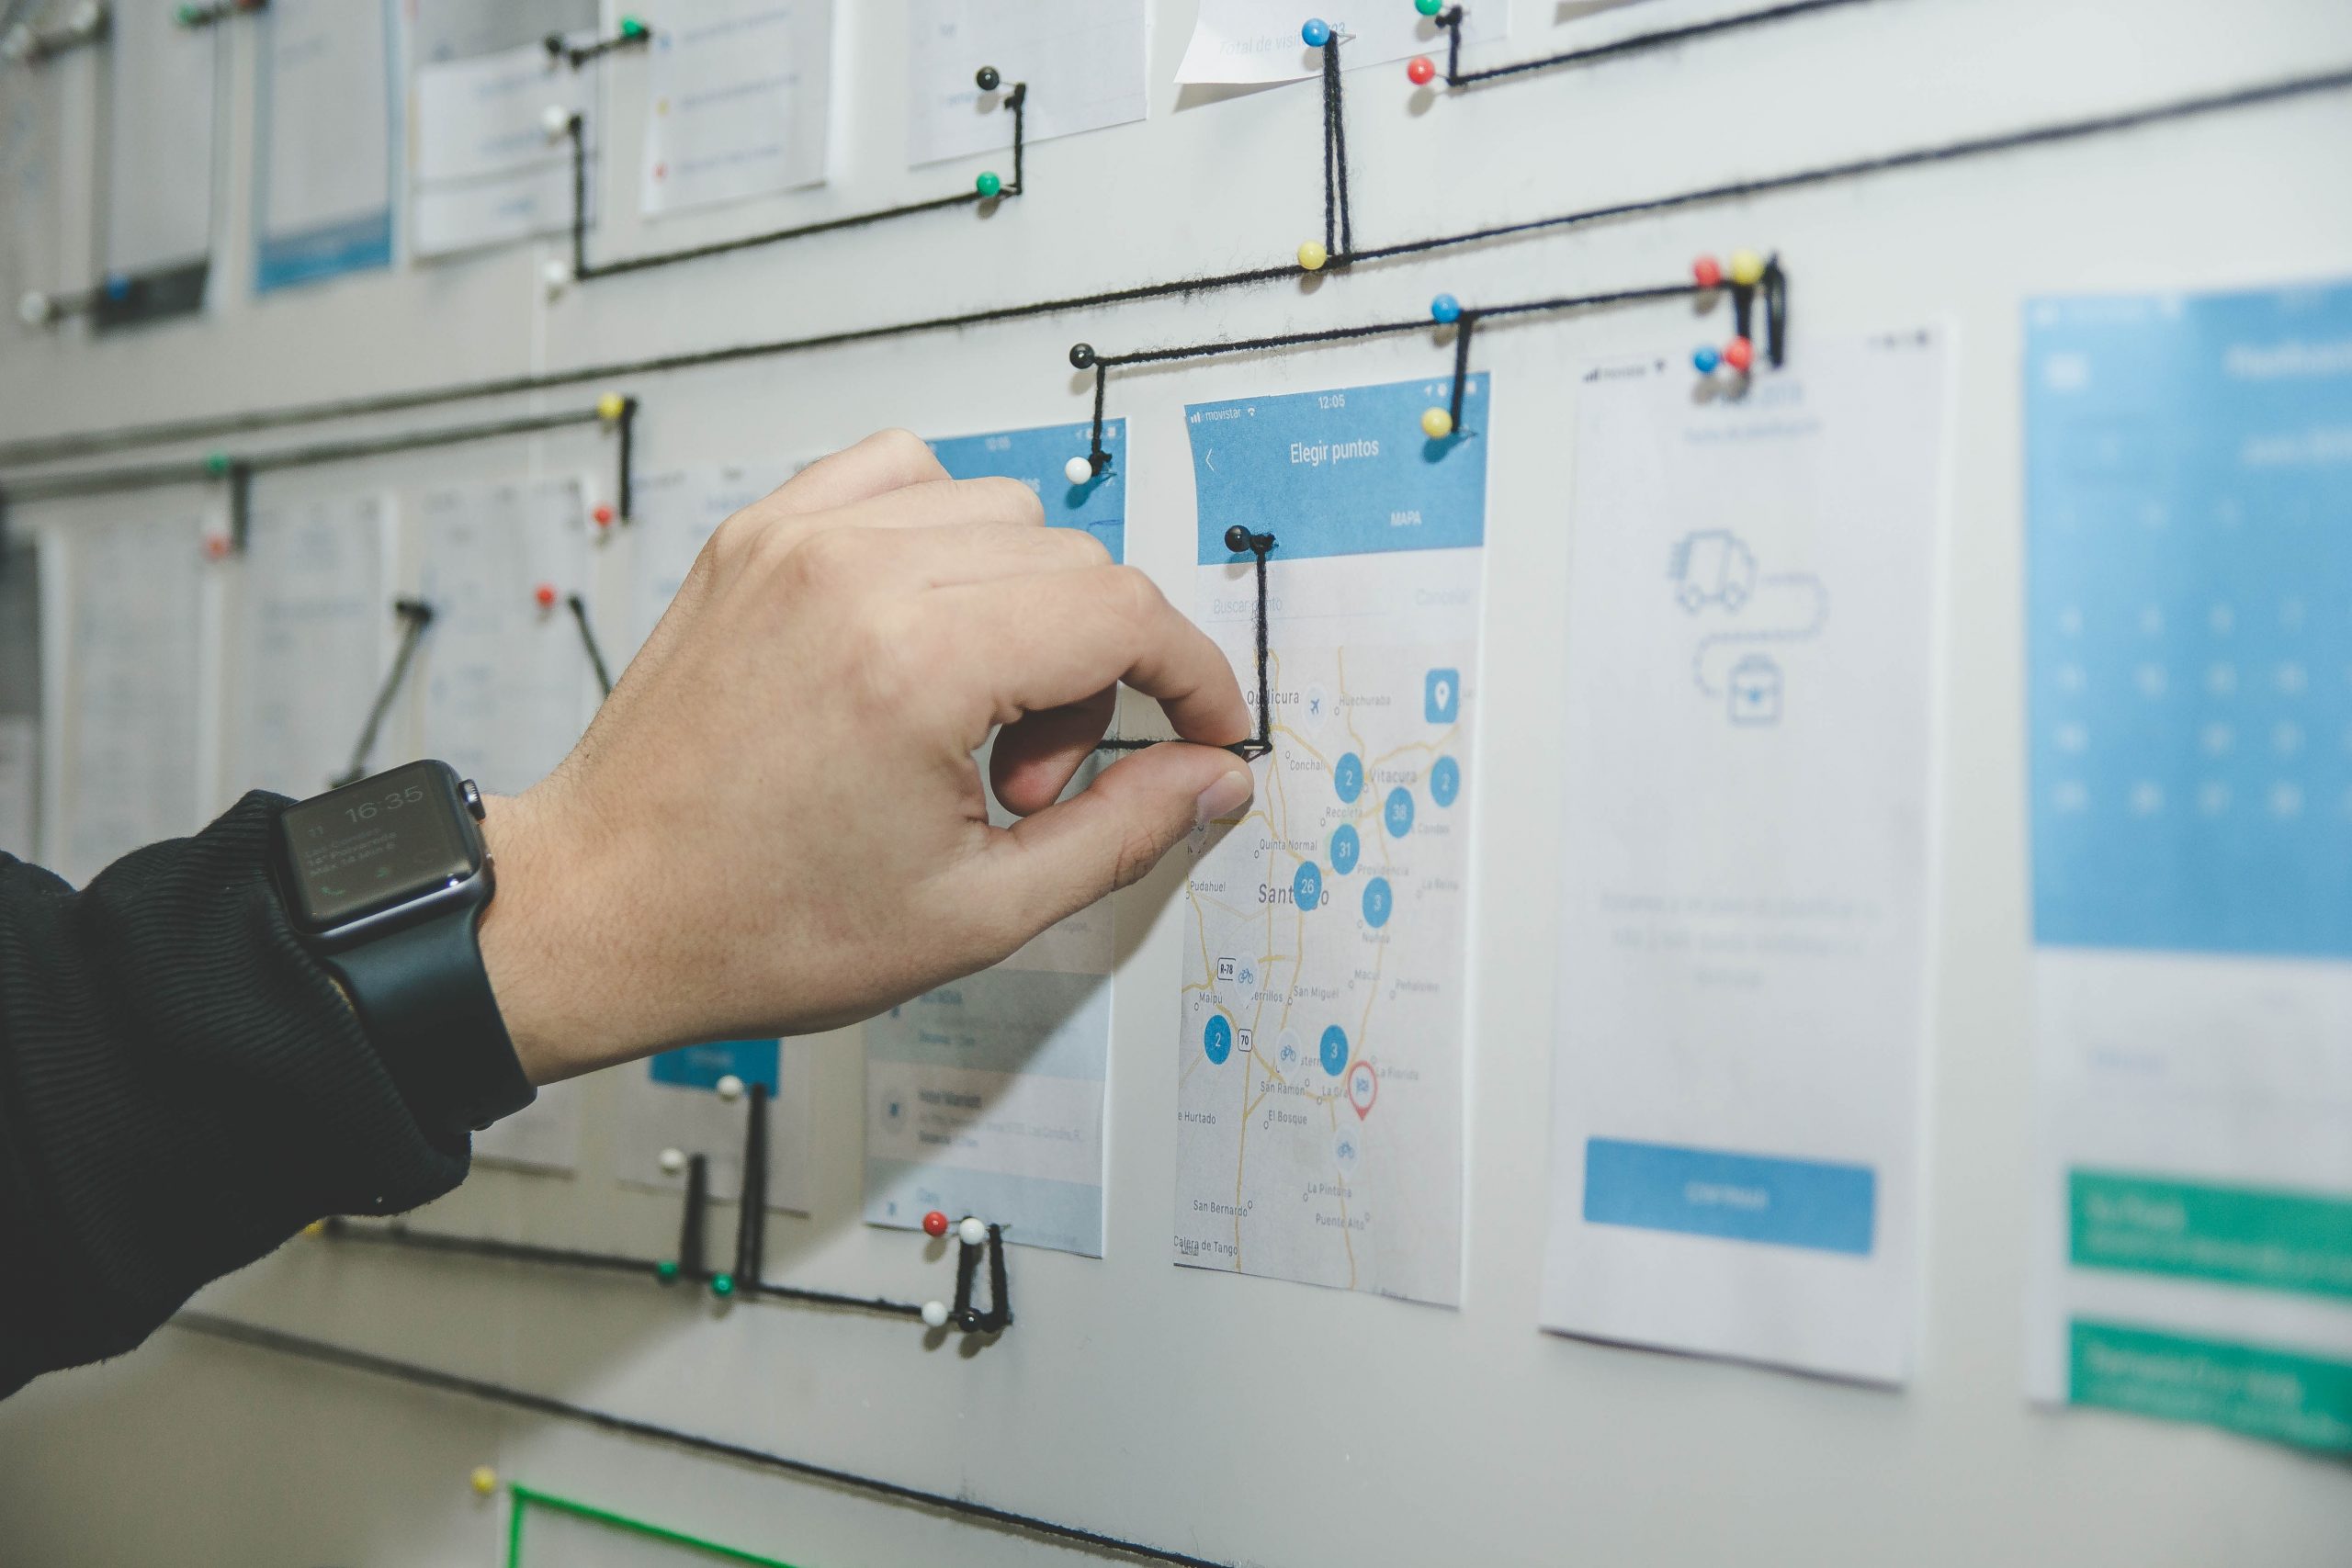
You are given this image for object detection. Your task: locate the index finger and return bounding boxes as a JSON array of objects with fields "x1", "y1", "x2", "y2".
[{"x1": 925, "y1": 565, "x2": 1252, "y2": 752}]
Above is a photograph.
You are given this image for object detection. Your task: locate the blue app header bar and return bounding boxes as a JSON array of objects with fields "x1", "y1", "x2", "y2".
[
  {"x1": 1186, "y1": 376, "x2": 1489, "y2": 564},
  {"x1": 1584, "y1": 1137, "x2": 1877, "y2": 1257},
  {"x1": 929, "y1": 420, "x2": 1125, "y2": 562},
  {"x1": 649, "y1": 1038, "x2": 781, "y2": 1095}
]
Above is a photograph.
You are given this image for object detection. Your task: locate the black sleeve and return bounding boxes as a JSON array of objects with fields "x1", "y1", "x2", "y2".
[{"x1": 0, "y1": 792, "x2": 470, "y2": 1398}]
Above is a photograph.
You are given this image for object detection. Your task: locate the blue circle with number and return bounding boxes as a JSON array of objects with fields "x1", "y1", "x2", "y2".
[
  {"x1": 1319, "y1": 1024, "x2": 1350, "y2": 1077},
  {"x1": 1363, "y1": 876, "x2": 1393, "y2": 929},
  {"x1": 1385, "y1": 786, "x2": 1415, "y2": 838},
  {"x1": 1293, "y1": 861, "x2": 1323, "y2": 911},
  {"x1": 1329, "y1": 823, "x2": 1360, "y2": 874},
  {"x1": 1204, "y1": 1015, "x2": 1232, "y2": 1065},
  {"x1": 1430, "y1": 756, "x2": 1460, "y2": 807},
  {"x1": 1334, "y1": 752, "x2": 1364, "y2": 803}
]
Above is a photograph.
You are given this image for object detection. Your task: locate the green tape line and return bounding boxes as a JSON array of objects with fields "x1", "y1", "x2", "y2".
[{"x1": 507, "y1": 1483, "x2": 806, "y2": 1568}]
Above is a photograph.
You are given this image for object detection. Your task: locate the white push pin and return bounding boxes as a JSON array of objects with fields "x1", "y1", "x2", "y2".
[
  {"x1": 71, "y1": 1, "x2": 103, "y2": 33},
  {"x1": 715, "y1": 1073, "x2": 744, "y2": 1103},
  {"x1": 17, "y1": 290, "x2": 50, "y2": 327},
  {"x1": 1062, "y1": 455, "x2": 1092, "y2": 486},
  {"x1": 540, "y1": 104, "x2": 573, "y2": 141},
  {"x1": 658, "y1": 1146, "x2": 685, "y2": 1175},
  {"x1": 2, "y1": 24, "x2": 34, "y2": 62},
  {"x1": 920, "y1": 1299, "x2": 949, "y2": 1328},
  {"x1": 540, "y1": 258, "x2": 571, "y2": 297},
  {"x1": 957, "y1": 1215, "x2": 987, "y2": 1247}
]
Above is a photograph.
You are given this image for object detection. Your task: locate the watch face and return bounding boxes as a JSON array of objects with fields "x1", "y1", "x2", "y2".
[{"x1": 278, "y1": 762, "x2": 481, "y2": 932}]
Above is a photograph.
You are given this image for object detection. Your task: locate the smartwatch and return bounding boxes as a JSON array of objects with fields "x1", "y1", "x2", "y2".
[{"x1": 274, "y1": 760, "x2": 536, "y2": 1135}]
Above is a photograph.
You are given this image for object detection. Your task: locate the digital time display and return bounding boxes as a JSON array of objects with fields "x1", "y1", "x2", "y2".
[{"x1": 277, "y1": 761, "x2": 479, "y2": 931}]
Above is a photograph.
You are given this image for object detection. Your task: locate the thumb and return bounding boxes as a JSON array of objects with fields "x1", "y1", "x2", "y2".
[{"x1": 980, "y1": 743, "x2": 1256, "y2": 935}]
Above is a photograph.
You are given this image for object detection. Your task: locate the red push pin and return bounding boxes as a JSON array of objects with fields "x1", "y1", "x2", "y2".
[
  {"x1": 1722, "y1": 336, "x2": 1755, "y2": 373},
  {"x1": 1406, "y1": 55, "x2": 1436, "y2": 85},
  {"x1": 592, "y1": 502, "x2": 616, "y2": 528},
  {"x1": 1692, "y1": 255, "x2": 1723, "y2": 289},
  {"x1": 921, "y1": 1210, "x2": 950, "y2": 1238},
  {"x1": 201, "y1": 533, "x2": 232, "y2": 561},
  {"x1": 533, "y1": 582, "x2": 559, "y2": 610}
]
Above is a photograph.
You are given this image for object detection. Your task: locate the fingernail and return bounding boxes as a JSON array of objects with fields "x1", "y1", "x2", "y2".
[{"x1": 1195, "y1": 767, "x2": 1254, "y2": 828}]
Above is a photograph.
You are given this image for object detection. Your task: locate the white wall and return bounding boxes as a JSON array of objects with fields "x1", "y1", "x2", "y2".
[{"x1": 2, "y1": 1, "x2": 2350, "y2": 1563}]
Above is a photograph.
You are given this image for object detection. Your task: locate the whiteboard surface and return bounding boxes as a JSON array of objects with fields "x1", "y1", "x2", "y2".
[{"x1": 2, "y1": 1, "x2": 2351, "y2": 1563}]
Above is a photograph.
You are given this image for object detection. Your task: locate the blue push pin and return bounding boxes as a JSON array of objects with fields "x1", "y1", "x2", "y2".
[
  {"x1": 1301, "y1": 17, "x2": 1331, "y2": 47},
  {"x1": 1430, "y1": 293, "x2": 1462, "y2": 324},
  {"x1": 1692, "y1": 345, "x2": 1721, "y2": 375},
  {"x1": 103, "y1": 273, "x2": 131, "y2": 302}
]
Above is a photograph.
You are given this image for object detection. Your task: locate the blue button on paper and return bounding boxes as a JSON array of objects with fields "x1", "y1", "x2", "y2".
[{"x1": 1582, "y1": 1137, "x2": 1875, "y2": 1256}]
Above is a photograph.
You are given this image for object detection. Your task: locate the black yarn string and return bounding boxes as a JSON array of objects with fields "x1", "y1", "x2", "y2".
[
  {"x1": 734, "y1": 1083, "x2": 770, "y2": 1288},
  {"x1": 561, "y1": 81, "x2": 1027, "y2": 283},
  {"x1": 1089, "y1": 363, "x2": 1109, "y2": 471},
  {"x1": 548, "y1": 24, "x2": 654, "y2": 71},
  {"x1": 169, "y1": 1313, "x2": 1235, "y2": 1568},
  {"x1": 1437, "y1": 0, "x2": 1883, "y2": 88},
  {"x1": 316, "y1": 1216, "x2": 931, "y2": 1321},
  {"x1": 332, "y1": 598, "x2": 434, "y2": 787},
  {"x1": 566, "y1": 593, "x2": 615, "y2": 697},
  {"x1": 1448, "y1": 312, "x2": 1477, "y2": 427},
  {"x1": 1091, "y1": 535, "x2": 1274, "y2": 761},
  {"x1": 679, "y1": 1155, "x2": 709, "y2": 1280},
  {"x1": 616, "y1": 393, "x2": 639, "y2": 519},
  {"x1": 6, "y1": 63, "x2": 2349, "y2": 467},
  {"x1": 1321, "y1": 44, "x2": 1340, "y2": 258},
  {"x1": 0, "y1": 406, "x2": 614, "y2": 504},
  {"x1": 1329, "y1": 34, "x2": 1353, "y2": 259}
]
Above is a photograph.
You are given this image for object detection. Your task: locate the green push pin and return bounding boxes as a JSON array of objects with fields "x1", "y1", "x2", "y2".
[
  {"x1": 203, "y1": 451, "x2": 232, "y2": 475},
  {"x1": 175, "y1": 3, "x2": 204, "y2": 24},
  {"x1": 974, "y1": 171, "x2": 1001, "y2": 199},
  {"x1": 618, "y1": 16, "x2": 647, "y2": 38},
  {"x1": 1416, "y1": 0, "x2": 1443, "y2": 14},
  {"x1": 709, "y1": 1272, "x2": 735, "y2": 1298},
  {"x1": 655, "y1": 1259, "x2": 679, "y2": 1283}
]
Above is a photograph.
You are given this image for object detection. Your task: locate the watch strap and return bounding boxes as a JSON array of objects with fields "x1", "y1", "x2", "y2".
[{"x1": 322, "y1": 894, "x2": 536, "y2": 1136}]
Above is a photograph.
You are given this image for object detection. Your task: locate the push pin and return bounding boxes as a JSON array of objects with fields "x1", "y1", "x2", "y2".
[
  {"x1": 715, "y1": 1073, "x2": 744, "y2": 1102},
  {"x1": 658, "y1": 1146, "x2": 686, "y2": 1175},
  {"x1": 1406, "y1": 55, "x2": 1436, "y2": 85},
  {"x1": 957, "y1": 1215, "x2": 987, "y2": 1247},
  {"x1": 541, "y1": 258, "x2": 571, "y2": 297},
  {"x1": 922, "y1": 1210, "x2": 950, "y2": 1237},
  {"x1": 102, "y1": 273, "x2": 130, "y2": 302},
  {"x1": 1691, "y1": 345, "x2": 1721, "y2": 375},
  {"x1": 1297, "y1": 241, "x2": 1329, "y2": 272},
  {"x1": 975, "y1": 64, "x2": 1001, "y2": 92},
  {"x1": 540, "y1": 104, "x2": 573, "y2": 141},
  {"x1": 1691, "y1": 255, "x2": 1723, "y2": 289},
  {"x1": 592, "y1": 502, "x2": 616, "y2": 528},
  {"x1": 300, "y1": 1219, "x2": 327, "y2": 1237},
  {"x1": 1417, "y1": 0, "x2": 1445, "y2": 13},
  {"x1": 709, "y1": 1271, "x2": 735, "y2": 1298},
  {"x1": 921, "y1": 1299, "x2": 950, "y2": 1328},
  {"x1": 656, "y1": 1258, "x2": 681, "y2": 1281},
  {"x1": 533, "y1": 582, "x2": 559, "y2": 611},
  {"x1": 17, "y1": 290, "x2": 50, "y2": 327},
  {"x1": 1727, "y1": 249, "x2": 1766, "y2": 288},
  {"x1": 595, "y1": 391, "x2": 628, "y2": 423},
  {"x1": 1430, "y1": 293, "x2": 1461, "y2": 324},
  {"x1": 469, "y1": 1465, "x2": 499, "y2": 1497},
  {"x1": 1063, "y1": 456, "x2": 1095, "y2": 485},
  {"x1": 1068, "y1": 342, "x2": 1096, "y2": 370},
  {"x1": 974, "y1": 170, "x2": 1002, "y2": 198},
  {"x1": 202, "y1": 533, "x2": 232, "y2": 561},
  {"x1": 1721, "y1": 336, "x2": 1755, "y2": 373},
  {"x1": 204, "y1": 451, "x2": 232, "y2": 476},
  {"x1": 1301, "y1": 17, "x2": 1332, "y2": 47},
  {"x1": 1420, "y1": 407, "x2": 1454, "y2": 439},
  {"x1": 618, "y1": 14, "x2": 648, "y2": 39}
]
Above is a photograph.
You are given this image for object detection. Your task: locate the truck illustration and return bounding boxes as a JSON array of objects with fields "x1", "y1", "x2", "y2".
[{"x1": 1668, "y1": 529, "x2": 1757, "y2": 613}]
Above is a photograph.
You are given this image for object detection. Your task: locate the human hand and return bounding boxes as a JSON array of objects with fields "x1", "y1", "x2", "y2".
[{"x1": 477, "y1": 430, "x2": 1255, "y2": 1084}]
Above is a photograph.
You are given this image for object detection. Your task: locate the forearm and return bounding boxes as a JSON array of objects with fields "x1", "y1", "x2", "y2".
[{"x1": 0, "y1": 795, "x2": 469, "y2": 1396}]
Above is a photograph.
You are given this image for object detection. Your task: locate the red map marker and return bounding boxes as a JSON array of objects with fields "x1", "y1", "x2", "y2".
[{"x1": 1348, "y1": 1061, "x2": 1378, "y2": 1120}]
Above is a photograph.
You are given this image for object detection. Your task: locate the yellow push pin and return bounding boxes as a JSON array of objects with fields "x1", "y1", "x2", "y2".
[
  {"x1": 1727, "y1": 249, "x2": 1766, "y2": 288},
  {"x1": 596, "y1": 391, "x2": 628, "y2": 423},
  {"x1": 1297, "y1": 241, "x2": 1329, "y2": 272},
  {"x1": 1420, "y1": 407, "x2": 1454, "y2": 439},
  {"x1": 469, "y1": 1465, "x2": 499, "y2": 1497},
  {"x1": 301, "y1": 1220, "x2": 326, "y2": 1238}
]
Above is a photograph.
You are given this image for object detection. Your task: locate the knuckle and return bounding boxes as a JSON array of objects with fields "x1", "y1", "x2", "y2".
[
  {"x1": 780, "y1": 525, "x2": 867, "y2": 592},
  {"x1": 867, "y1": 427, "x2": 942, "y2": 479},
  {"x1": 1105, "y1": 563, "x2": 1163, "y2": 623}
]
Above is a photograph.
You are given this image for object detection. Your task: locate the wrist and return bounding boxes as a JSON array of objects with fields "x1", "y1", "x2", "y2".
[{"x1": 475, "y1": 786, "x2": 630, "y2": 1084}]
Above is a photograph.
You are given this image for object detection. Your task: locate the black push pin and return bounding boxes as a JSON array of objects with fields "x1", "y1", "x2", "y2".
[
  {"x1": 976, "y1": 64, "x2": 1001, "y2": 92},
  {"x1": 1068, "y1": 342, "x2": 1095, "y2": 370}
]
